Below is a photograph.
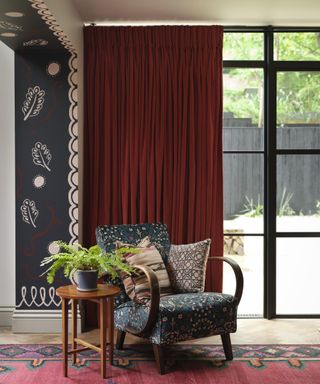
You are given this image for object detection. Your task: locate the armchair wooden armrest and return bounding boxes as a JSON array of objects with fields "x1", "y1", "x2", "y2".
[
  {"x1": 208, "y1": 256, "x2": 244, "y2": 305},
  {"x1": 124, "y1": 264, "x2": 160, "y2": 336}
]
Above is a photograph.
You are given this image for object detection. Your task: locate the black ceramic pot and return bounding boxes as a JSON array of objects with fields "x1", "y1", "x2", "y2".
[{"x1": 70, "y1": 269, "x2": 98, "y2": 291}]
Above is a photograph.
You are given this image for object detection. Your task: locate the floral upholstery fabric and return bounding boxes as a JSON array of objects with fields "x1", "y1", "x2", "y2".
[
  {"x1": 114, "y1": 292, "x2": 237, "y2": 345},
  {"x1": 96, "y1": 222, "x2": 171, "y2": 261},
  {"x1": 95, "y1": 223, "x2": 171, "y2": 307}
]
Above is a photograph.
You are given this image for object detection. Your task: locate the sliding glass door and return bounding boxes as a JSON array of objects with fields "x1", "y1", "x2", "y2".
[
  {"x1": 223, "y1": 32, "x2": 264, "y2": 317},
  {"x1": 275, "y1": 65, "x2": 320, "y2": 315},
  {"x1": 223, "y1": 29, "x2": 320, "y2": 318}
]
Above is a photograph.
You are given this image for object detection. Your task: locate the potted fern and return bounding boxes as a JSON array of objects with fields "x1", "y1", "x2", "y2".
[{"x1": 40, "y1": 241, "x2": 133, "y2": 291}]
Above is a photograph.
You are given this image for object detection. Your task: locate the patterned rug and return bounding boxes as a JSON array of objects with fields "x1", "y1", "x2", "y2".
[{"x1": 0, "y1": 344, "x2": 319, "y2": 383}]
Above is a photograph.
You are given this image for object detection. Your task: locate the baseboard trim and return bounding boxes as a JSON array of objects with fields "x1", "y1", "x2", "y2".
[
  {"x1": 12, "y1": 309, "x2": 81, "y2": 333},
  {"x1": 0, "y1": 306, "x2": 14, "y2": 327}
]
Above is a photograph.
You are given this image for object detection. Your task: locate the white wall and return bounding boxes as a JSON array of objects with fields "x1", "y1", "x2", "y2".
[{"x1": 0, "y1": 41, "x2": 15, "y2": 322}]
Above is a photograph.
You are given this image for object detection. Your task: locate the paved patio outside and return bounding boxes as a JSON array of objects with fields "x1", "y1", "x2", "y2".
[{"x1": 223, "y1": 216, "x2": 320, "y2": 316}]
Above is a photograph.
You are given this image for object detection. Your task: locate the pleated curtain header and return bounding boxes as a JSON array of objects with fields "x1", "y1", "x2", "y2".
[{"x1": 84, "y1": 25, "x2": 223, "y2": 50}]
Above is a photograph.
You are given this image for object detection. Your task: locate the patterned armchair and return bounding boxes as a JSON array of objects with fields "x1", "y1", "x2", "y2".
[{"x1": 96, "y1": 223, "x2": 243, "y2": 374}]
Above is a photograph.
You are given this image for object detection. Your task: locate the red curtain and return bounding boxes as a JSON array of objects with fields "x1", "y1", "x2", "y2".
[{"x1": 83, "y1": 26, "x2": 224, "y2": 291}]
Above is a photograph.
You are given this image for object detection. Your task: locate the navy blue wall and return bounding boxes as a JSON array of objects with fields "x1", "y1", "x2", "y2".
[{"x1": 15, "y1": 50, "x2": 73, "y2": 309}]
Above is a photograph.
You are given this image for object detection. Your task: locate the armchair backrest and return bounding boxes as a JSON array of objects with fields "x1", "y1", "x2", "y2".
[
  {"x1": 96, "y1": 222, "x2": 171, "y2": 263},
  {"x1": 95, "y1": 222, "x2": 171, "y2": 307}
]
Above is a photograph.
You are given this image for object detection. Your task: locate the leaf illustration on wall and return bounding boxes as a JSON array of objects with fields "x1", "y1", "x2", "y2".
[
  {"x1": 22, "y1": 86, "x2": 45, "y2": 121},
  {"x1": 32, "y1": 142, "x2": 52, "y2": 171},
  {"x1": 20, "y1": 199, "x2": 39, "y2": 228},
  {"x1": 23, "y1": 39, "x2": 48, "y2": 47},
  {"x1": 0, "y1": 20, "x2": 23, "y2": 31}
]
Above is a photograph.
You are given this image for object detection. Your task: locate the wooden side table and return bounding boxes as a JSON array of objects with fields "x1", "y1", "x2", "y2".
[{"x1": 56, "y1": 284, "x2": 120, "y2": 379}]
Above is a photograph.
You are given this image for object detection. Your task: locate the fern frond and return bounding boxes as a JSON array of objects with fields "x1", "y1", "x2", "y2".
[{"x1": 40, "y1": 241, "x2": 136, "y2": 284}]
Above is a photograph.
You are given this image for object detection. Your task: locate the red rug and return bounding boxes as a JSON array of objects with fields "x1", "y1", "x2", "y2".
[{"x1": 0, "y1": 344, "x2": 319, "y2": 383}]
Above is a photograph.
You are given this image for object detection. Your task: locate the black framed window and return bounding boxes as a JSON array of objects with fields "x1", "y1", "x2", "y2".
[
  {"x1": 223, "y1": 30, "x2": 265, "y2": 317},
  {"x1": 223, "y1": 27, "x2": 320, "y2": 319}
]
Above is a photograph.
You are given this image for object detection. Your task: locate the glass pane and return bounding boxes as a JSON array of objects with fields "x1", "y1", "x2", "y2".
[
  {"x1": 276, "y1": 238, "x2": 320, "y2": 314},
  {"x1": 223, "y1": 33, "x2": 264, "y2": 60},
  {"x1": 277, "y1": 155, "x2": 320, "y2": 231},
  {"x1": 224, "y1": 236, "x2": 263, "y2": 317},
  {"x1": 223, "y1": 68, "x2": 264, "y2": 150},
  {"x1": 277, "y1": 72, "x2": 320, "y2": 149},
  {"x1": 224, "y1": 154, "x2": 263, "y2": 234},
  {"x1": 274, "y1": 33, "x2": 320, "y2": 61}
]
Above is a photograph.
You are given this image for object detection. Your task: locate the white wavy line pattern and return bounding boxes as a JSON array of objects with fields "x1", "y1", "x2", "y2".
[
  {"x1": 28, "y1": 0, "x2": 76, "y2": 53},
  {"x1": 16, "y1": 286, "x2": 61, "y2": 308},
  {"x1": 67, "y1": 53, "x2": 79, "y2": 242}
]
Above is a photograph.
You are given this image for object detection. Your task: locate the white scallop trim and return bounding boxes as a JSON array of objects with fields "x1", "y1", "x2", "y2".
[
  {"x1": 28, "y1": 0, "x2": 76, "y2": 53},
  {"x1": 67, "y1": 52, "x2": 79, "y2": 242}
]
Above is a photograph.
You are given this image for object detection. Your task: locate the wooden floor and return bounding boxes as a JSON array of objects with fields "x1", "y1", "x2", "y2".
[{"x1": 1, "y1": 319, "x2": 320, "y2": 344}]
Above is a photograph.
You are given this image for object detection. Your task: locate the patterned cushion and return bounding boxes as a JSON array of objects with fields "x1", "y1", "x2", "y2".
[
  {"x1": 167, "y1": 239, "x2": 211, "y2": 293},
  {"x1": 114, "y1": 292, "x2": 237, "y2": 345},
  {"x1": 95, "y1": 223, "x2": 171, "y2": 307},
  {"x1": 96, "y1": 223, "x2": 171, "y2": 262},
  {"x1": 118, "y1": 237, "x2": 173, "y2": 303}
]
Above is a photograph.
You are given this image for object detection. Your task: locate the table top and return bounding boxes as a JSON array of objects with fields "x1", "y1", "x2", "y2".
[{"x1": 56, "y1": 284, "x2": 120, "y2": 299}]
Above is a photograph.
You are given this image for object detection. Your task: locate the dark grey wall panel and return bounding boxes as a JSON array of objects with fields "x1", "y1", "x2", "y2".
[
  {"x1": 15, "y1": 50, "x2": 73, "y2": 309},
  {"x1": 0, "y1": 0, "x2": 78, "y2": 316}
]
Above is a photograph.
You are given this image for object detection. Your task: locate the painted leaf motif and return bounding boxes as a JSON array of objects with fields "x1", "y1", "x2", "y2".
[
  {"x1": 32, "y1": 142, "x2": 52, "y2": 171},
  {"x1": 22, "y1": 86, "x2": 45, "y2": 121},
  {"x1": 0, "y1": 21, "x2": 23, "y2": 31},
  {"x1": 23, "y1": 39, "x2": 48, "y2": 47},
  {"x1": 20, "y1": 199, "x2": 39, "y2": 228}
]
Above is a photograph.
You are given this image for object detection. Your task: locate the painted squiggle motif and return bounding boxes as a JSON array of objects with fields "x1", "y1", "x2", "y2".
[
  {"x1": 22, "y1": 86, "x2": 45, "y2": 121},
  {"x1": 32, "y1": 142, "x2": 52, "y2": 171},
  {"x1": 20, "y1": 199, "x2": 39, "y2": 228},
  {"x1": 16, "y1": 286, "x2": 61, "y2": 308}
]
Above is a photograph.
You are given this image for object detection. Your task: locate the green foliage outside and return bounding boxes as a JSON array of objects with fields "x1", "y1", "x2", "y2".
[
  {"x1": 40, "y1": 241, "x2": 134, "y2": 284},
  {"x1": 239, "y1": 195, "x2": 263, "y2": 217},
  {"x1": 277, "y1": 188, "x2": 295, "y2": 217},
  {"x1": 224, "y1": 67, "x2": 263, "y2": 126},
  {"x1": 239, "y1": 189, "x2": 295, "y2": 218},
  {"x1": 223, "y1": 32, "x2": 320, "y2": 126},
  {"x1": 274, "y1": 33, "x2": 320, "y2": 61}
]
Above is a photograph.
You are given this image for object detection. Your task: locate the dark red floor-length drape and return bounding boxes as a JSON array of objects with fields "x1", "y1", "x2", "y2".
[{"x1": 83, "y1": 26, "x2": 224, "y2": 292}]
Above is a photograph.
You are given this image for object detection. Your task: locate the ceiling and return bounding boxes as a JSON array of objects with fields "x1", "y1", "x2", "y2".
[{"x1": 71, "y1": 0, "x2": 320, "y2": 26}]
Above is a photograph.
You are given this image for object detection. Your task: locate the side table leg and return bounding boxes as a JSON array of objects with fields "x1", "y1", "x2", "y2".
[
  {"x1": 108, "y1": 298, "x2": 114, "y2": 365},
  {"x1": 72, "y1": 299, "x2": 77, "y2": 365},
  {"x1": 100, "y1": 298, "x2": 107, "y2": 379},
  {"x1": 61, "y1": 298, "x2": 68, "y2": 377}
]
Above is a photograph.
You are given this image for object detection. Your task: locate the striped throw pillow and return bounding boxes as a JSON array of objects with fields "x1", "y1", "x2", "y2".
[{"x1": 117, "y1": 237, "x2": 173, "y2": 303}]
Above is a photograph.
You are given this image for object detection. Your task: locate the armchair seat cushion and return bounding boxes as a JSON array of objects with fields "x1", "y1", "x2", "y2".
[{"x1": 114, "y1": 292, "x2": 237, "y2": 345}]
